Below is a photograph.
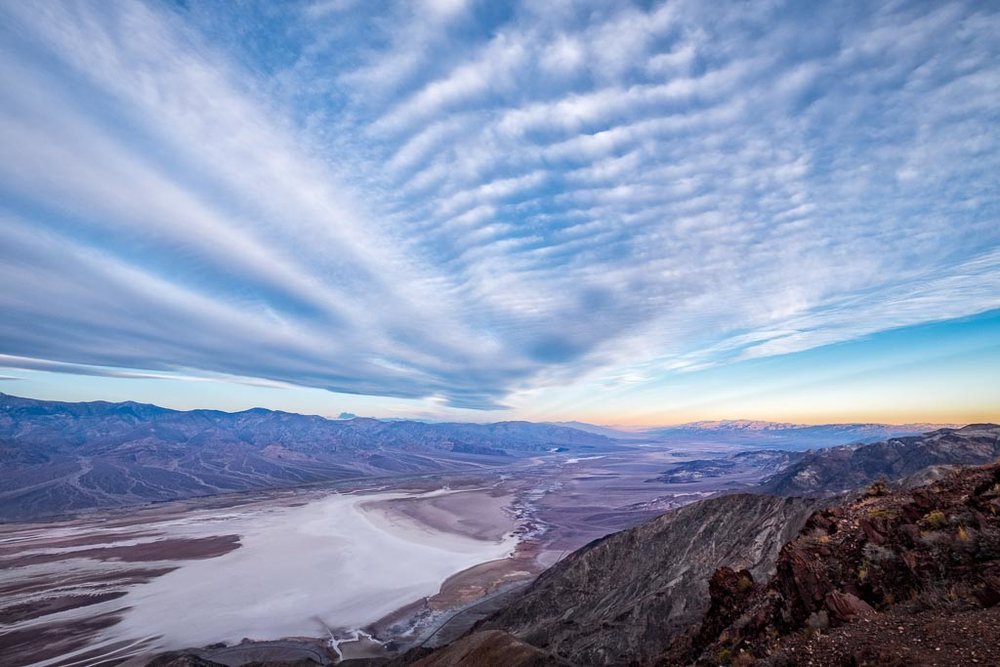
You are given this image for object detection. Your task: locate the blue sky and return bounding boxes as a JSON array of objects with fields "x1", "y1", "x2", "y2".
[{"x1": 0, "y1": 1, "x2": 997, "y2": 424}]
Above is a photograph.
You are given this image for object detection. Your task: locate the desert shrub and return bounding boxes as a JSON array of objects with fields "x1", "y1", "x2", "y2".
[
  {"x1": 863, "y1": 543, "x2": 896, "y2": 562},
  {"x1": 806, "y1": 610, "x2": 829, "y2": 630},
  {"x1": 736, "y1": 573, "x2": 754, "y2": 592},
  {"x1": 715, "y1": 647, "x2": 732, "y2": 664},
  {"x1": 865, "y1": 476, "x2": 891, "y2": 497},
  {"x1": 924, "y1": 510, "x2": 948, "y2": 529},
  {"x1": 867, "y1": 508, "x2": 899, "y2": 520},
  {"x1": 803, "y1": 528, "x2": 831, "y2": 546},
  {"x1": 909, "y1": 581, "x2": 974, "y2": 612}
]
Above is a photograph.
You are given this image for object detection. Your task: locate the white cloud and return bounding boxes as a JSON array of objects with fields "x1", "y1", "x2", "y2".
[{"x1": 0, "y1": 0, "x2": 997, "y2": 413}]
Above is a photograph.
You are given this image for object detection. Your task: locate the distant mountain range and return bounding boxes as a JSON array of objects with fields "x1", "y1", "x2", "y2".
[
  {"x1": 0, "y1": 393, "x2": 611, "y2": 521},
  {"x1": 639, "y1": 420, "x2": 957, "y2": 450},
  {"x1": 0, "y1": 392, "x2": 983, "y2": 522},
  {"x1": 553, "y1": 419, "x2": 959, "y2": 450}
]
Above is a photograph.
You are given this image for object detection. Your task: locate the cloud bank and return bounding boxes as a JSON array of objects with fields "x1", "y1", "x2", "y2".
[{"x1": 0, "y1": 0, "x2": 997, "y2": 409}]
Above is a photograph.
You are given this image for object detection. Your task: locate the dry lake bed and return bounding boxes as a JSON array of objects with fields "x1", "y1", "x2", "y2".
[{"x1": 0, "y1": 445, "x2": 766, "y2": 665}]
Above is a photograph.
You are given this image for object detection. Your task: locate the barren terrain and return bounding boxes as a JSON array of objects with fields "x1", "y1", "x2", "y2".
[{"x1": 0, "y1": 441, "x2": 785, "y2": 665}]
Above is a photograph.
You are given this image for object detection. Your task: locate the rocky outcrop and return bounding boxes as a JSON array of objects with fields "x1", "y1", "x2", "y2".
[
  {"x1": 678, "y1": 462, "x2": 1000, "y2": 666},
  {"x1": 476, "y1": 494, "x2": 821, "y2": 664},
  {"x1": 758, "y1": 423, "x2": 1000, "y2": 497}
]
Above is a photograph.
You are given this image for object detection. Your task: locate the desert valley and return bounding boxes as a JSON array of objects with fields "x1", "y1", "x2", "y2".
[
  {"x1": 1, "y1": 0, "x2": 998, "y2": 665},
  {"x1": 2, "y1": 394, "x2": 999, "y2": 665}
]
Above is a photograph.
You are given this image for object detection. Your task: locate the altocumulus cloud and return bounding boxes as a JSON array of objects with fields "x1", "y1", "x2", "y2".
[{"x1": 0, "y1": 0, "x2": 997, "y2": 409}]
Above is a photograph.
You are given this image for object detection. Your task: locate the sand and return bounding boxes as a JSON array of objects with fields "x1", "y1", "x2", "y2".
[{"x1": 360, "y1": 488, "x2": 516, "y2": 542}]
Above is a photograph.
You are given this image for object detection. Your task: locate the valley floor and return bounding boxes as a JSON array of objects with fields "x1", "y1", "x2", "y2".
[{"x1": 0, "y1": 443, "x2": 771, "y2": 666}]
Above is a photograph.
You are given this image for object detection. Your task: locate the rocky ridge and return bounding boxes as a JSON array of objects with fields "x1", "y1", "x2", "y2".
[
  {"x1": 758, "y1": 423, "x2": 1000, "y2": 496},
  {"x1": 473, "y1": 493, "x2": 821, "y2": 664},
  {"x1": 671, "y1": 461, "x2": 1000, "y2": 666}
]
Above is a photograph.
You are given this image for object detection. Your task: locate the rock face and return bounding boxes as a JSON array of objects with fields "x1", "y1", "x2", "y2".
[
  {"x1": 677, "y1": 462, "x2": 1000, "y2": 666},
  {"x1": 758, "y1": 423, "x2": 1000, "y2": 497},
  {"x1": 0, "y1": 392, "x2": 611, "y2": 520},
  {"x1": 476, "y1": 494, "x2": 821, "y2": 664}
]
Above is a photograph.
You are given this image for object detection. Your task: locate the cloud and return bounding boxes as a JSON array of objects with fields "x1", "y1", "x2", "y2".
[{"x1": 0, "y1": 0, "x2": 997, "y2": 412}]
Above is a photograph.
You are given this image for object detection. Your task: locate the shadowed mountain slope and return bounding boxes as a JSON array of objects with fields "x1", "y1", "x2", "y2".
[
  {"x1": 758, "y1": 424, "x2": 1000, "y2": 497},
  {"x1": 474, "y1": 493, "x2": 821, "y2": 664},
  {"x1": 0, "y1": 393, "x2": 611, "y2": 521},
  {"x1": 409, "y1": 630, "x2": 567, "y2": 667}
]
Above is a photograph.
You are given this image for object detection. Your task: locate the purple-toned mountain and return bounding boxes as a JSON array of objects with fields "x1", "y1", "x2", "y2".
[
  {"x1": 0, "y1": 393, "x2": 611, "y2": 521},
  {"x1": 642, "y1": 420, "x2": 956, "y2": 450}
]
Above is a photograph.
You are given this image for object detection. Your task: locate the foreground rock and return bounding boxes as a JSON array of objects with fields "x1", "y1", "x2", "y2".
[
  {"x1": 474, "y1": 494, "x2": 820, "y2": 664},
  {"x1": 673, "y1": 461, "x2": 1000, "y2": 666}
]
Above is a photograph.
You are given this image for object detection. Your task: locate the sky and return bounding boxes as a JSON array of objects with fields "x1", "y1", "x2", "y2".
[{"x1": 0, "y1": 0, "x2": 997, "y2": 425}]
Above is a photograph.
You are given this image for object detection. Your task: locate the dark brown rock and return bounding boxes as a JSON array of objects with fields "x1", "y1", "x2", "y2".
[
  {"x1": 688, "y1": 462, "x2": 1000, "y2": 664},
  {"x1": 824, "y1": 590, "x2": 874, "y2": 623}
]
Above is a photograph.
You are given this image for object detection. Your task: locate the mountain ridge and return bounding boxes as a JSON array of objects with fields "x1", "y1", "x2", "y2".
[
  {"x1": 758, "y1": 422, "x2": 1000, "y2": 496},
  {"x1": 642, "y1": 420, "x2": 963, "y2": 450},
  {"x1": 0, "y1": 392, "x2": 612, "y2": 521}
]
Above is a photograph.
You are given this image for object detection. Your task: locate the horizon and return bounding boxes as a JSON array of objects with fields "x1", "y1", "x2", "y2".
[
  {"x1": 1, "y1": 1, "x2": 998, "y2": 427},
  {"x1": 0, "y1": 389, "x2": 980, "y2": 431}
]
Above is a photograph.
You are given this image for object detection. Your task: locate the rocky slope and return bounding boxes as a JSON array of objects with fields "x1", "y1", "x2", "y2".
[
  {"x1": 473, "y1": 493, "x2": 822, "y2": 664},
  {"x1": 672, "y1": 461, "x2": 1000, "y2": 666},
  {"x1": 0, "y1": 393, "x2": 611, "y2": 520},
  {"x1": 759, "y1": 423, "x2": 1000, "y2": 496}
]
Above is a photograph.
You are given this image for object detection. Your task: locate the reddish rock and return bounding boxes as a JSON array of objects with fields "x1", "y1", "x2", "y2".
[
  {"x1": 685, "y1": 462, "x2": 1000, "y2": 665},
  {"x1": 824, "y1": 590, "x2": 874, "y2": 623},
  {"x1": 695, "y1": 567, "x2": 757, "y2": 648}
]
